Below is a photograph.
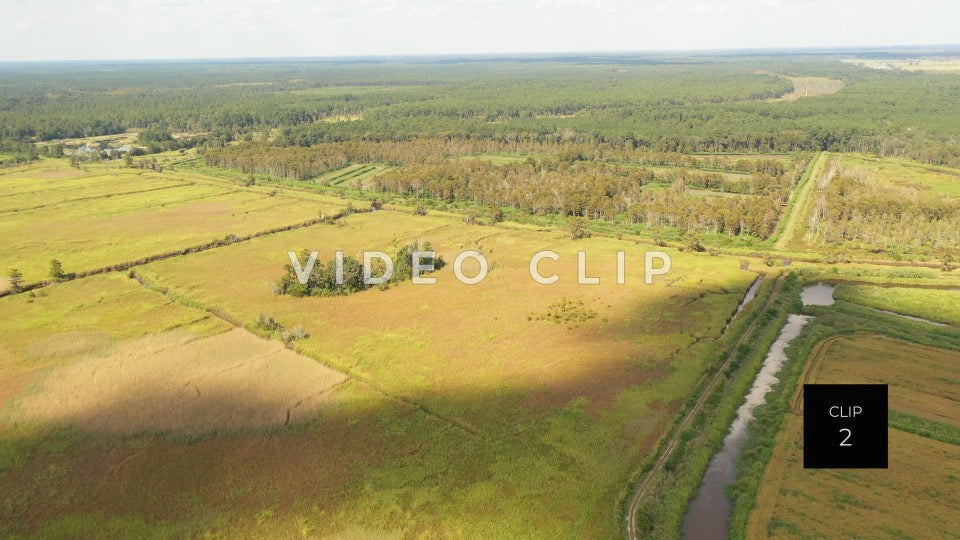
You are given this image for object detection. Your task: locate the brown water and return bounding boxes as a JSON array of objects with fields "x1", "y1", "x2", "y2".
[
  {"x1": 799, "y1": 282, "x2": 835, "y2": 306},
  {"x1": 681, "y1": 314, "x2": 811, "y2": 539},
  {"x1": 801, "y1": 282, "x2": 946, "y2": 326},
  {"x1": 723, "y1": 276, "x2": 764, "y2": 333}
]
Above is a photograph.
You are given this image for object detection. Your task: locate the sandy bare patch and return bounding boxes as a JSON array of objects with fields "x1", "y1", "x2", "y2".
[
  {"x1": 320, "y1": 113, "x2": 362, "y2": 123},
  {"x1": 0, "y1": 277, "x2": 8, "y2": 293},
  {"x1": 24, "y1": 168, "x2": 90, "y2": 180},
  {"x1": 769, "y1": 76, "x2": 844, "y2": 101},
  {"x1": 9, "y1": 328, "x2": 347, "y2": 435}
]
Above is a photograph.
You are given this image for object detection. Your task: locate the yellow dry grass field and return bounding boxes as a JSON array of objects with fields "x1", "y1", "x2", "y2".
[
  {"x1": 0, "y1": 160, "x2": 351, "y2": 282},
  {"x1": 843, "y1": 57, "x2": 960, "y2": 73},
  {"x1": 320, "y1": 113, "x2": 363, "y2": 123},
  {"x1": 804, "y1": 335, "x2": 960, "y2": 425},
  {"x1": 9, "y1": 328, "x2": 347, "y2": 435},
  {"x1": 746, "y1": 335, "x2": 960, "y2": 539},
  {"x1": 138, "y1": 209, "x2": 759, "y2": 434},
  {"x1": 0, "y1": 169, "x2": 187, "y2": 212},
  {"x1": 0, "y1": 273, "x2": 227, "y2": 412},
  {"x1": 2, "y1": 205, "x2": 762, "y2": 537},
  {"x1": 760, "y1": 73, "x2": 844, "y2": 101},
  {"x1": 0, "y1": 273, "x2": 416, "y2": 537}
]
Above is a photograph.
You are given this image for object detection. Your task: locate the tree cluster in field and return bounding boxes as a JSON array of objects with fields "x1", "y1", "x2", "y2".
[
  {"x1": 0, "y1": 138, "x2": 39, "y2": 166},
  {"x1": 254, "y1": 314, "x2": 309, "y2": 344},
  {"x1": 806, "y1": 166, "x2": 960, "y2": 251},
  {"x1": 275, "y1": 242, "x2": 446, "y2": 297},
  {"x1": 135, "y1": 128, "x2": 202, "y2": 153}
]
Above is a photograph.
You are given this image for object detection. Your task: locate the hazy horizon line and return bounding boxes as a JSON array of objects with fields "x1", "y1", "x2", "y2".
[{"x1": 3, "y1": 42, "x2": 960, "y2": 65}]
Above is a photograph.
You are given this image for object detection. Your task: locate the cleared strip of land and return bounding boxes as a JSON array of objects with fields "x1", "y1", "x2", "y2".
[{"x1": 774, "y1": 152, "x2": 826, "y2": 251}]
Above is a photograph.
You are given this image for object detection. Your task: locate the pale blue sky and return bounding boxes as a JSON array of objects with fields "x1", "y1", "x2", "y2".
[{"x1": 1, "y1": 0, "x2": 958, "y2": 61}]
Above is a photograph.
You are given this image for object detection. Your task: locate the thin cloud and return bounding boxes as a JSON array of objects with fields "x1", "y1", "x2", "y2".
[{"x1": 0, "y1": 0, "x2": 957, "y2": 61}]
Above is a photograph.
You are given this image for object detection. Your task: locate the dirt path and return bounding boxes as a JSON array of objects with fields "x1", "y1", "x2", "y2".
[
  {"x1": 625, "y1": 275, "x2": 785, "y2": 540},
  {"x1": 774, "y1": 152, "x2": 826, "y2": 251}
]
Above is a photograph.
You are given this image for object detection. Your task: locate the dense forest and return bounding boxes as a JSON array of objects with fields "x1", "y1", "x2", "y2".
[{"x1": 3, "y1": 55, "x2": 960, "y2": 165}]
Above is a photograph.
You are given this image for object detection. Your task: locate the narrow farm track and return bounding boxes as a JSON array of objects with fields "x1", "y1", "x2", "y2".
[
  {"x1": 789, "y1": 333, "x2": 849, "y2": 412},
  {"x1": 625, "y1": 275, "x2": 785, "y2": 540},
  {"x1": 766, "y1": 153, "x2": 818, "y2": 245}
]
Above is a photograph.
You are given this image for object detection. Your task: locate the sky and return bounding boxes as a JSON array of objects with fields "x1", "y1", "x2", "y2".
[{"x1": 1, "y1": 0, "x2": 958, "y2": 61}]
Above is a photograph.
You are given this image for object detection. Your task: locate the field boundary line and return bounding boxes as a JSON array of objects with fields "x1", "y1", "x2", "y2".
[
  {"x1": 0, "y1": 182, "x2": 195, "y2": 215},
  {"x1": 788, "y1": 333, "x2": 847, "y2": 412},
  {"x1": 0, "y1": 207, "x2": 373, "y2": 299},
  {"x1": 125, "y1": 269, "x2": 483, "y2": 440},
  {"x1": 625, "y1": 275, "x2": 784, "y2": 540}
]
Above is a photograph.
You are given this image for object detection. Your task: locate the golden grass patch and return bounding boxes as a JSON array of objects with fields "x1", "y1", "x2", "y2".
[
  {"x1": 9, "y1": 328, "x2": 347, "y2": 435},
  {"x1": 768, "y1": 76, "x2": 844, "y2": 102},
  {"x1": 747, "y1": 416, "x2": 960, "y2": 538},
  {"x1": 138, "y1": 210, "x2": 758, "y2": 431},
  {"x1": 806, "y1": 335, "x2": 960, "y2": 426},
  {"x1": 23, "y1": 332, "x2": 113, "y2": 362}
]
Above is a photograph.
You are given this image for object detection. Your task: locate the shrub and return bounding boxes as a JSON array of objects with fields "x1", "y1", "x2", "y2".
[
  {"x1": 568, "y1": 216, "x2": 591, "y2": 239},
  {"x1": 49, "y1": 259, "x2": 65, "y2": 280},
  {"x1": 6, "y1": 268, "x2": 23, "y2": 292}
]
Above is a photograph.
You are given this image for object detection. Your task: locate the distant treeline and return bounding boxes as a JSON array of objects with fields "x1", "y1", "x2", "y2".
[{"x1": 3, "y1": 59, "x2": 960, "y2": 165}]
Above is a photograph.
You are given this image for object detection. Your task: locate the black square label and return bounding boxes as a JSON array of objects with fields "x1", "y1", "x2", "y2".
[{"x1": 803, "y1": 384, "x2": 888, "y2": 468}]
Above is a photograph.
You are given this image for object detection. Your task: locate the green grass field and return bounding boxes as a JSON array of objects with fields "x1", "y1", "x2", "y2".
[
  {"x1": 841, "y1": 154, "x2": 960, "y2": 197},
  {"x1": 835, "y1": 283, "x2": 960, "y2": 325},
  {"x1": 0, "y1": 160, "x2": 353, "y2": 282}
]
